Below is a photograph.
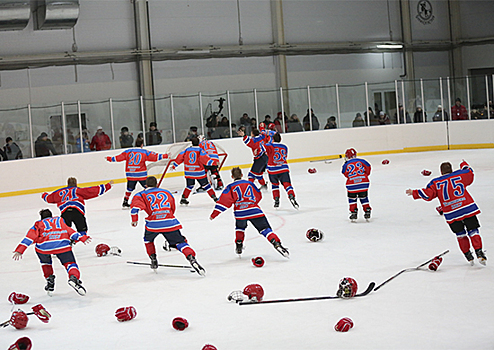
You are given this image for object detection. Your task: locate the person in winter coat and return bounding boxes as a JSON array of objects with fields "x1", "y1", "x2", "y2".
[
  {"x1": 90, "y1": 126, "x2": 112, "y2": 151},
  {"x1": 4, "y1": 137, "x2": 23, "y2": 160},
  {"x1": 35, "y1": 132, "x2": 58, "y2": 157}
]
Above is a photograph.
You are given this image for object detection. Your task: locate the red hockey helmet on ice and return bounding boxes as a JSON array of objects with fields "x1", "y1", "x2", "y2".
[
  {"x1": 95, "y1": 243, "x2": 110, "y2": 257},
  {"x1": 344, "y1": 148, "x2": 357, "y2": 161},
  {"x1": 8, "y1": 337, "x2": 32, "y2": 350},
  {"x1": 202, "y1": 345, "x2": 217, "y2": 350},
  {"x1": 251, "y1": 257, "x2": 265, "y2": 267},
  {"x1": 334, "y1": 317, "x2": 354, "y2": 332},
  {"x1": 10, "y1": 310, "x2": 28, "y2": 330},
  {"x1": 337, "y1": 277, "x2": 358, "y2": 298},
  {"x1": 172, "y1": 317, "x2": 189, "y2": 331},
  {"x1": 308, "y1": 168, "x2": 317, "y2": 174},
  {"x1": 306, "y1": 228, "x2": 324, "y2": 242},
  {"x1": 243, "y1": 284, "x2": 264, "y2": 302}
]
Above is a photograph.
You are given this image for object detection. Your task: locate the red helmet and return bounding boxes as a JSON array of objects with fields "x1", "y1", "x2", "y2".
[
  {"x1": 306, "y1": 228, "x2": 324, "y2": 242},
  {"x1": 258, "y1": 122, "x2": 266, "y2": 131},
  {"x1": 202, "y1": 345, "x2": 217, "y2": 350},
  {"x1": 95, "y1": 243, "x2": 110, "y2": 257},
  {"x1": 345, "y1": 148, "x2": 357, "y2": 160},
  {"x1": 268, "y1": 123, "x2": 276, "y2": 131},
  {"x1": 10, "y1": 310, "x2": 29, "y2": 330},
  {"x1": 243, "y1": 284, "x2": 264, "y2": 302},
  {"x1": 251, "y1": 257, "x2": 265, "y2": 267},
  {"x1": 337, "y1": 277, "x2": 358, "y2": 298},
  {"x1": 172, "y1": 317, "x2": 189, "y2": 331}
]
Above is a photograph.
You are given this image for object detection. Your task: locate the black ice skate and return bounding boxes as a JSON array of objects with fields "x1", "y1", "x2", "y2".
[
  {"x1": 122, "y1": 198, "x2": 130, "y2": 209},
  {"x1": 196, "y1": 187, "x2": 206, "y2": 193},
  {"x1": 260, "y1": 184, "x2": 268, "y2": 191},
  {"x1": 235, "y1": 240, "x2": 244, "y2": 255},
  {"x1": 270, "y1": 239, "x2": 289, "y2": 258},
  {"x1": 289, "y1": 194, "x2": 299, "y2": 210},
  {"x1": 349, "y1": 210, "x2": 358, "y2": 222},
  {"x1": 45, "y1": 274, "x2": 55, "y2": 296},
  {"x1": 475, "y1": 249, "x2": 487, "y2": 266},
  {"x1": 180, "y1": 197, "x2": 189, "y2": 205},
  {"x1": 212, "y1": 196, "x2": 218, "y2": 202},
  {"x1": 163, "y1": 240, "x2": 171, "y2": 252},
  {"x1": 274, "y1": 197, "x2": 280, "y2": 209},
  {"x1": 68, "y1": 275, "x2": 86, "y2": 296},
  {"x1": 464, "y1": 251, "x2": 475, "y2": 266},
  {"x1": 364, "y1": 208, "x2": 371, "y2": 220},
  {"x1": 187, "y1": 255, "x2": 206, "y2": 276},
  {"x1": 149, "y1": 253, "x2": 158, "y2": 270}
]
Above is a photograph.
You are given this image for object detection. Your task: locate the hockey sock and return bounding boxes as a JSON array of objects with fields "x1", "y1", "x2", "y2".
[
  {"x1": 235, "y1": 229, "x2": 245, "y2": 242},
  {"x1": 266, "y1": 232, "x2": 280, "y2": 243},
  {"x1": 282, "y1": 182, "x2": 295, "y2": 197},
  {"x1": 457, "y1": 234, "x2": 471, "y2": 253},
  {"x1": 362, "y1": 203, "x2": 371, "y2": 212},
  {"x1": 182, "y1": 188, "x2": 192, "y2": 199},
  {"x1": 177, "y1": 243, "x2": 195, "y2": 257},
  {"x1": 124, "y1": 191, "x2": 132, "y2": 201},
  {"x1": 348, "y1": 198, "x2": 358, "y2": 212},
  {"x1": 360, "y1": 196, "x2": 370, "y2": 209},
  {"x1": 64, "y1": 262, "x2": 80, "y2": 280},
  {"x1": 145, "y1": 242, "x2": 156, "y2": 256},
  {"x1": 468, "y1": 229, "x2": 483, "y2": 250},
  {"x1": 207, "y1": 188, "x2": 216, "y2": 198},
  {"x1": 41, "y1": 264, "x2": 54, "y2": 278},
  {"x1": 272, "y1": 187, "x2": 280, "y2": 200},
  {"x1": 259, "y1": 178, "x2": 266, "y2": 186},
  {"x1": 216, "y1": 177, "x2": 223, "y2": 187}
]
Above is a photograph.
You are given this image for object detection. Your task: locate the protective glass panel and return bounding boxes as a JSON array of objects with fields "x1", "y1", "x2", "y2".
[
  {"x1": 0, "y1": 106, "x2": 32, "y2": 159},
  {"x1": 201, "y1": 92, "x2": 229, "y2": 140},
  {"x1": 338, "y1": 84, "x2": 367, "y2": 129},
  {"x1": 284, "y1": 87, "x2": 307, "y2": 133},
  {"x1": 229, "y1": 90, "x2": 256, "y2": 137},
  {"x1": 154, "y1": 96, "x2": 173, "y2": 145},
  {"x1": 421, "y1": 78, "x2": 442, "y2": 123},
  {"x1": 111, "y1": 98, "x2": 143, "y2": 149},
  {"x1": 30, "y1": 103, "x2": 63, "y2": 157},
  {"x1": 367, "y1": 81, "x2": 395, "y2": 126},
  {"x1": 309, "y1": 85, "x2": 338, "y2": 130},
  {"x1": 449, "y1": 76, "x2": 469, "y2": 121},
  {"x1": 256, "y1": 88, "x2": 280, "y2": 130},
  {"x1": 172, "y1": 94, "x2": 201, "y2": 143}
]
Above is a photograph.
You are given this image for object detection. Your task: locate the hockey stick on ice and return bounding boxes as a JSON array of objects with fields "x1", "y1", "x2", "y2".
[
  {"x1": 126, "y1": 261, "x2": 195, "y2": 272},
  {"x1": 309, "y1": 154, "x2": 343, "y2": 163},
  {"x1": 373, "y1": 250, "x2": 450, "y2": 292},
  {"x1": 238, "y1": 282, "x2": 375, "y2": 305}
]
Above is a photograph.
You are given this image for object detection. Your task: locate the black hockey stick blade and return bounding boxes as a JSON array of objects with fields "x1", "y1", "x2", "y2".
[
  {"x1": 309, "y1": 154, "x2": 342, "y2": 163},
  {"x1": 239, "y1": 282, "x2": 375, "y2": 305},
  {"x1": 374, "y1": 250, "x2": 450, "y2": 291},
  {"x1": 126, "y1": 261, "x2": 194, "y2": 271}
]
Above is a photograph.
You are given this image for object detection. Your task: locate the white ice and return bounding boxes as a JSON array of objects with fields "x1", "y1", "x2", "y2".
[{"x1": 1, "y1": 149, "x2": 493, "y2": 350}]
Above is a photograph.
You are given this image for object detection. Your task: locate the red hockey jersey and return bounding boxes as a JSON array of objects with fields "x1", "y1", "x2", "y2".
[
  {"x1": 211, "y1": 179, "x2": 264, "y2": 220},
  {"x1": 242, "y1": 135, "x2": 266, "y2": 159},
  {"x1": 412, "y1": 161, "x2": 480, "y2": 224},
  {"x1": 199, "y1": 140, "x2": 219, "y2": 166},
  {"x1": 172, "y1": 146, "x2": 214, "y2": 179},
  {"x1": 15, "y1": 216, "x2": 86, "y2": 255},
  {"x1": 107, "y1": 148, "x2": 167, "y2": 181},
  {"x1": 264, "y1": 141, "x2": 290, "y2": 175},
  {"x1": 130, "y1": 187, "x2": 182, "y2": 232},
  {"x1": 341, "y1": 158, "x2": 372, "y2": 193},
  {"x1": 42, "y1": 183, "x2": 112, "y2": 215}
]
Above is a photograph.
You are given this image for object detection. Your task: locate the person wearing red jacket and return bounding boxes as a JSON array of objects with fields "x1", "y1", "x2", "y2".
[
  {"x1": 106, "y1": 138, "x2": 168, "y2": 208},
  {"x1": 210, "y1": 167, "x2": 289, "y2": 258},
  {"x1": 90, "y1": 126, "x2": 112, "y2": 151},
  {"x1": 130, "y1": 176, "x2": 205, "y2": 275},
  {"x1": 406, "y1": 160, "x2": 486, "y2": 265},
  {"x1": 451, "y1": 98, "x2": 468, "y2": 120},
  {"x1": 42, "y1": 177, "x2": 113, "y2": 239},
  {"x1": 171, "y1": 137, "x2": 218, "y2": 205},
  {"x1": 342, "y1": 148, "x2": 372, "y2": 221},
  {"x1": 12, "y1": 209, "x2": 90, "y2": 296}
]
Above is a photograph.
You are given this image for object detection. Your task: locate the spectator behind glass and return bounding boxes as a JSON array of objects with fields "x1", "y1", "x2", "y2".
[
  {"x1": 303, "y1": 109, "x2": 320, "y2": 131},
  {"x1": 4, "y1": 137, "x2": 23, "y2": 160},
  {"x1": 352, "y1": 113, "x2": 366, "y2": 127},
  {"x1": 262, "y1": 115, "x2": 272, "y2": 126},
  {"x1": 135, "y1": 133, "x2": 144, "y2": 147},
  {"x1": 35, "y1": 132, "x2": 58, "y2": 157},
  {"x1": 364, "y1": 107, "x2": 377, "y2": 126},
  {"x1": 76, "y1": 130, "x2": 91, "y2": 153},
  {"x1": 413, "y1": 106, "x2": 427, "y2": 123},
  {"x1": 146, "y1": 122, "x2": 162, "y2": 145},
  {"x1": 378, "y1": 111, "x2": 390, "y2": 125},
  {"x1": 287, "y1": 114, "x2": 304, "y2": 132},
  {"x1": 451, "y1": 98, "x2": 468, "y2": 120},
  {"x1": 0, "y1": 146, "x2": 6, "y2": 161},
  {"x1": 324, "y1": 116, "x2": 337, "y2": 129},
  {"x1": 432, "y1": 105, "x2": 449, "y2": 121},
  {"x1": 119, "y1": 126, "x2": 134, "y2": 148},
  {"x1": 393, "y1": 104, "x2": 411, "y2": 124},
  {"x1": 274, "y1": 112, "x2": 288, "y2": 133},
  {"x1": 184, "y1": 126, "x2": 198, "y2": 142},
  {"x1": 90, "y1": 126, "x2": 112, "y2": 151}
]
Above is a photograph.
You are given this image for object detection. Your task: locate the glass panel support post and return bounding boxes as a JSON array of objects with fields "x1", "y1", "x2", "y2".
[
  {"x1": 140, "y1": 96, "x2": 147, "y2": 146},
  {"x1": 78, "y1": 101, "x2": 84, "y2": 153},
  {"x1": 109, "y1": 98, "x2": 115, "y2": 149},
  {"x1": 227, "y1": 90, "x2": 232, "y2": 138},
  {"x1": 61, "y1": 102, "x2": 68, "y2": 154},
  {"x1": 365, "y1": 82, "x2": 370, "y2": 126},
  {"x1": 170, "y1": 94, "x2": 176, "y2": 144},
  {"x1": 307, "y1": 85, "x2": 312, "y2": 131},
  {"x1": 336, "y1": 84, "x2": 341, "y2": 128}
]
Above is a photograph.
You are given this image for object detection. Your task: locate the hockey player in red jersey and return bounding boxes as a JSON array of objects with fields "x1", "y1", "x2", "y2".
[
  {"x1": 171, "y1": 137, "x2": 218, "y2": 205},
  {"x1": 209, "y1": 167, "x2": 289, "y2": 257},
  {"x1": 42, "y1": 177, "x2": 113, "y2": 240},
  {"x1": 12, "y1": 209, "x2": 90, "y2": 296},
  {"x1": 341, "y1": 148, "x2": 372, "y2": 221},
  {"x1": 406, "y1": 160, "x2": 487, "y2": 265},
  {"x1": 199, "y1": 135, "x2": 224, "y2": 190},
  {"x1": 237, "y1": 128, "x2": 268, "y2": 190},
  {"x1": 130, "y1": 176, "x2": 206, "y2": 275},
  {"x1": 106, "y1": 138, "x2": 168, "y2": 208},
  {"x1": 264, "y1": 132, "x2": 299, "y2": 209}
]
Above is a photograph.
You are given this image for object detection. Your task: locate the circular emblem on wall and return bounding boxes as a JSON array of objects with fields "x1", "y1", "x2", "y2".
[{"x1": 416, "y1": 0, "x2": 435, "y2": 25}]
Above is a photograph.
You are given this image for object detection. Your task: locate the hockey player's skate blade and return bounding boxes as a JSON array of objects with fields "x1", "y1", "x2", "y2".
[
  {"x1": 235, "y1": 240, "x2": 244, "y2": 256},
  {"x1": 270, "y1": 239, "x2": 289, "y2": 258},
  {"x1": 187, "y1": 255, "x2": 206, "y2": 276},
  {"x1": 289, "y1": 195, "x2": 299, "y2": 210},
  {"x1": 68, "y1": 276, "x2": 86, "y2": 296}
]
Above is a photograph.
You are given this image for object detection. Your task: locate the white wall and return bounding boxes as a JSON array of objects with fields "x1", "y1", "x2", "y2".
[{"x1": 1, "y1": 120, "x2": 492, "y2": 196}]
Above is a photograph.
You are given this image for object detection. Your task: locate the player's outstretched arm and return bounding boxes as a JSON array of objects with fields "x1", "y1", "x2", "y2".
[
  {"x1": 12, "y1": 252, "x2": 22, "y2": 261},
  {"x1": 405, "y1": 189, "x2": 413, "y2": 196}
]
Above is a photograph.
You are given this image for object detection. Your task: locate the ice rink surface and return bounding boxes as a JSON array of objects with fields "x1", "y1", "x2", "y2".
[{"x1": 1, "y1": 149, "x2": 493, "y2": 350}]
